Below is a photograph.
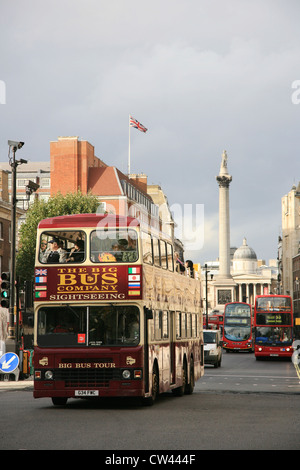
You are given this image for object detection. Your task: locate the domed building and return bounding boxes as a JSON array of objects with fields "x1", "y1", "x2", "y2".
[
  {"x1": 233, "y1": 238, "x2": 257, "y2": 275},
  {"x1": 231, "y1": 238, "x2": 277, "y2": 305}
]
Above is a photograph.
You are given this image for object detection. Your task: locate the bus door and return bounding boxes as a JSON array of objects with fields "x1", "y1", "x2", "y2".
[
  {"x1": 144, "y1": 307, "x2": 152, "y2": 394},
  {"x1": 170, "y1": 311, "x2": 176, "y2": 384}
]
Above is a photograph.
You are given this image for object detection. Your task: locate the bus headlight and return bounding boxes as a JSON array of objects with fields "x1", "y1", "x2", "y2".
[
  {"x1": 122, "y1": 370, "x2": 131, "y2": 379},
  {"x1": 45, "y1": 370, "x2": 54, "y2": 380}
]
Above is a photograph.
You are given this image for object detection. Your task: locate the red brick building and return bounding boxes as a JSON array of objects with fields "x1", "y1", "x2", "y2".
[{"x1": 50, "y1": 136, "x2": 159, "y2": 227}]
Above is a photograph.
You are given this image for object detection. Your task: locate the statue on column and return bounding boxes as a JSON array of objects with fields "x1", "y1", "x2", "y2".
[
  {"x1": 217, "y1": 149, "x2": 231, "y2": 186},
  {"x1": 221, "y1": 150, "x2": 228, "y2": 169}
]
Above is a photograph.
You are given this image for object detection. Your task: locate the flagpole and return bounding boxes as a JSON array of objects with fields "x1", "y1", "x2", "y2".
[{"x1": 128, "y1": 114, "x2": 131, "y2": 176}]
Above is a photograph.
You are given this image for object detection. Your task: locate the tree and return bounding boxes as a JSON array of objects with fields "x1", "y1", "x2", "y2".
[{"x1": 16, "y1": 191, "x2": 100, "y2": 281}]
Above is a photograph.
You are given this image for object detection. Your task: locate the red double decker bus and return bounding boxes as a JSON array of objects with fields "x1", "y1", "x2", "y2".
[
  {"x1": 254, "y1": 295, "x2": 293, "y2": 359},
  {"x1": 33, "y1": 214, "x2": 204, "y2": 405},
  {"x1": 222, "y1": 302, "x2": 253, "y2": 352},
  {"x1": 207, "y1": 311, "x2": 223, "y2": 332}
]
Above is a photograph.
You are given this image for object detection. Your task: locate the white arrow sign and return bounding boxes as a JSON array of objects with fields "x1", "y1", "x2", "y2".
[
  {"x1": 2, "y1": 356, "x2": 16, "y2": 369},
  {"x1": 0, "y1": 353, "x2": 19, "y2": 373}
]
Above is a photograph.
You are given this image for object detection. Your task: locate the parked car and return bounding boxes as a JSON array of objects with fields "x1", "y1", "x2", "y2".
[{"x1": 203, "y1": 329, "x2": 222, "y2": 368}]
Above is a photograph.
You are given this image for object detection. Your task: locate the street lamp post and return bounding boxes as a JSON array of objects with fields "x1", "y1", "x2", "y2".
[
  {"x1": 204, "y1": 263, "x2": 214, "y2": 329},
  {"x1": 205, "y1": 264, "x2": 209, "y2": 329},
  {"x1": 6, "y1": 140, "x2": 26, "y2": 352}
]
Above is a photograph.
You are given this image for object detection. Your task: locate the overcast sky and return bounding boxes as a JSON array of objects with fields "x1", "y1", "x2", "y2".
[{"x1": 1, "y1": 1, "x2": 300, "y2": 264}]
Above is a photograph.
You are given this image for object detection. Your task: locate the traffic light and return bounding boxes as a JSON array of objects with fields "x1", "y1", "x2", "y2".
[{"x1": 1, "y1": 272, "x2": 10, "y2": 308}]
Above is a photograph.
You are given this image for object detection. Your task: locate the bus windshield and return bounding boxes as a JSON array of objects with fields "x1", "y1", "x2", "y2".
[
  {"x1": 39, "y1": 230, "x2": 86, "y2": 264},
  {"x1": 255, "y1": 326, "x2": 293, "y2": 346},
  {"x1": 37, "y1": 305, "x2": 140, "y2": 347},
  {"x1": 90, "y1": 228, "x2": 138, "y2": 263},
  {"x1": 225, "y1": 303, "x2": 251, "y2": 316},
  {"x1": 256, "y1": 296, "x2": 291, "y2": 311},
  {"x1": 224, "y1": 325, "x2": 251, "y2": 341}
]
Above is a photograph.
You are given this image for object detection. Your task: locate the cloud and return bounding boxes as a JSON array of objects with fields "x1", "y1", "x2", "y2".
[{"x1": 1, "y1": 0, "x2": 299, "y2": 265}]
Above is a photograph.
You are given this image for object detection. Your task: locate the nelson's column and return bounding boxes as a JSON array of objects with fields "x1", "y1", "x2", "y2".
[{"x1": 214, "y1": 150, "x2": 236, "y2": 308}]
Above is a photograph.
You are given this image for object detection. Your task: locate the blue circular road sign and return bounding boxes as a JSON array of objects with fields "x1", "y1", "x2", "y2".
[{"x1": 0, "y1": 353, "x2": 19, "y2": 373}]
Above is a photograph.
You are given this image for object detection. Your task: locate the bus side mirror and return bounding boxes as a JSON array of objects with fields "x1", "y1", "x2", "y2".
[{"x1": 144, "y1": 307, "x2": 153, "y2": 320}]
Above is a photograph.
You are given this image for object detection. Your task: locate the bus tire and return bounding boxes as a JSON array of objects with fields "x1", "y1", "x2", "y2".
[
  {"x1": 185, "y1": 360, "x2": 194, "y2": 395},
  {"x1": 172, "y1": 361, "x2": 187, "y2": 397},
  {"x1": 142, "y1": 364, "x2": 159, "y2": 406},
  {"x1": 52, "y1": 397, "x2": 68, "y2": 406}
]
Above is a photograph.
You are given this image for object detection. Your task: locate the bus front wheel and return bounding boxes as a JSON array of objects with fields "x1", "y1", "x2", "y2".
[{"x1": 52, "y1": 397, "x2": 68, "y2": 406}]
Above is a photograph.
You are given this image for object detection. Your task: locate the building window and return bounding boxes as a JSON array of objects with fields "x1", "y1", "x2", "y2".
[
  {"x1": 40, "y1": 178, "x2": 50, "y2": 188},
  {"x1": 17, "y1": 179, "x2": 27, "y2": 188}
]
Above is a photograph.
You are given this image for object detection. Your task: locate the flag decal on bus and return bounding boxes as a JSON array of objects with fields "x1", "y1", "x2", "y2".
[
  {"x1": 128, "y1": 291, "x2": 140, "y2": 296},
  {"x1": 35, "y1": 268, "x2": 48, "y2": 276},
  {"x1": 35, "y1": 276, "x2": 47, "y2": 283},
  {"x1": 128, "y1": 267, "x2": 140, "y2": 274},
  {"x1": 128, "y1": 267, "x2": 140, "y2": 295},
  {"x1": 35, "y1": 291, "x2": 47, "y2": 298}
]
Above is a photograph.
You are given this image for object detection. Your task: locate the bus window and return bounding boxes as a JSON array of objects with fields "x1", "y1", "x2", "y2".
[
  {"x1": 192, "y1": 314, "x2": 197, "y2": 338},
  {"x1": 160, "y1": 241, "x2": 167, "y2": 269},
  {"x1": 176, "y1": 312, "x2": 182, "y2": 339},
  {"x1": 37, "y1": 306, "x2": 87, "y2": 346},
  {"x1": 182, "y1": 313, "x2": 187, "y2": 338},
  {"x1": 162, "y1": 311, "x2": 169, "y2": 339},
  {"x1": 153, "y1": 237, "x2": 161, "y2": 267},
  {"x1": 37, "y1": 305, "x2": 140, "y2": 347},
  {"x1": 154, "y1": 310, "x2": 162, "y2": 340},
  {"x1": 187, "y1": 314, "x2": 192, "y2": 338},
  {"x1": 141, "y1": 232, "x2": 153, "y2": 265},
  {"x1": 167, "y1": 243, "x2": 174, "y2": 272},
  {"x1": 90, "y1": 228, "x2": 138, "y2": 263},
  {"x1": 88, "y1": 306, "x2": 140, "y2": 346},
  {"x1": 39, "y1": 231, "x2": 86, "y2": 264}
]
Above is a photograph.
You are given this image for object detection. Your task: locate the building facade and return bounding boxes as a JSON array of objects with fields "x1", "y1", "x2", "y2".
[
  {"x1": 0, "y1": 161, "x2": 51, "y2": 209},
  {"x1": 204, "y1": 238, "x2": 278, "y2": 311},
  {"x1": 281, "y1": 183, "x2": 300, "y2": 297},
  {"x1": 0, "y1": 169, "x2": 25, "y2": 272}
]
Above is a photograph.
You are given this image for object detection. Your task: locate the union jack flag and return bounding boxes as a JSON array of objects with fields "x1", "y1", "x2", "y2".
[
  {"x1": 129, "y1": 115, "x2": 148, "y2": 133},
  {"x1": 35, "y1": 268, "x2": 47, "y2": 276}
]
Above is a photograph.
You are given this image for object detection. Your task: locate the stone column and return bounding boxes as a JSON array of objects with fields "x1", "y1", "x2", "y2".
[
  {"x1": 216, "y1": 150, "x2": 232, "y2": 279},
  {"x1": 213, "y1": 150, "x2": 236, "y2": 309}
]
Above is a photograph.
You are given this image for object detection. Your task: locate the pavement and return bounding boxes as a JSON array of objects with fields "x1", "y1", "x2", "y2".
[{"x1": 0, "y1": 376, "x2": 34, "y2": 391}]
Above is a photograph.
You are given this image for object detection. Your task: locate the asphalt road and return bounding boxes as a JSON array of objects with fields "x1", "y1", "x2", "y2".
[
  {"x1": 0, "y1": 352, "x2": 299, "y2": 451},
  {"x1": 200, "y1": 348, "x2": 300, "y2": 393}
]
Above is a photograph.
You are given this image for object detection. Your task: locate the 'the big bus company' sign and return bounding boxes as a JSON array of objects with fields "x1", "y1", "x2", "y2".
[{"x1": 34, "y1": 265, "x2": 142, "y2": 302}]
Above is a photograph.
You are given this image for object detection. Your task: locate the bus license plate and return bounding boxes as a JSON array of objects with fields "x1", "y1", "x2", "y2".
[{"x1": 75, "y1": 390, "x2": 99, "y2": 397}]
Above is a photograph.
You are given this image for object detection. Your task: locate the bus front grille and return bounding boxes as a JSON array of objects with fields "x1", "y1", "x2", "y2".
[{"x1": 55, "y1": 368, "x2": 120, "y2": 388}]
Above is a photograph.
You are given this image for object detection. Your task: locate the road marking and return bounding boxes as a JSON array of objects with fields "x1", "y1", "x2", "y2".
[{"x1": 204, "y1": 374, "x2": 299, "y2": 380}]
